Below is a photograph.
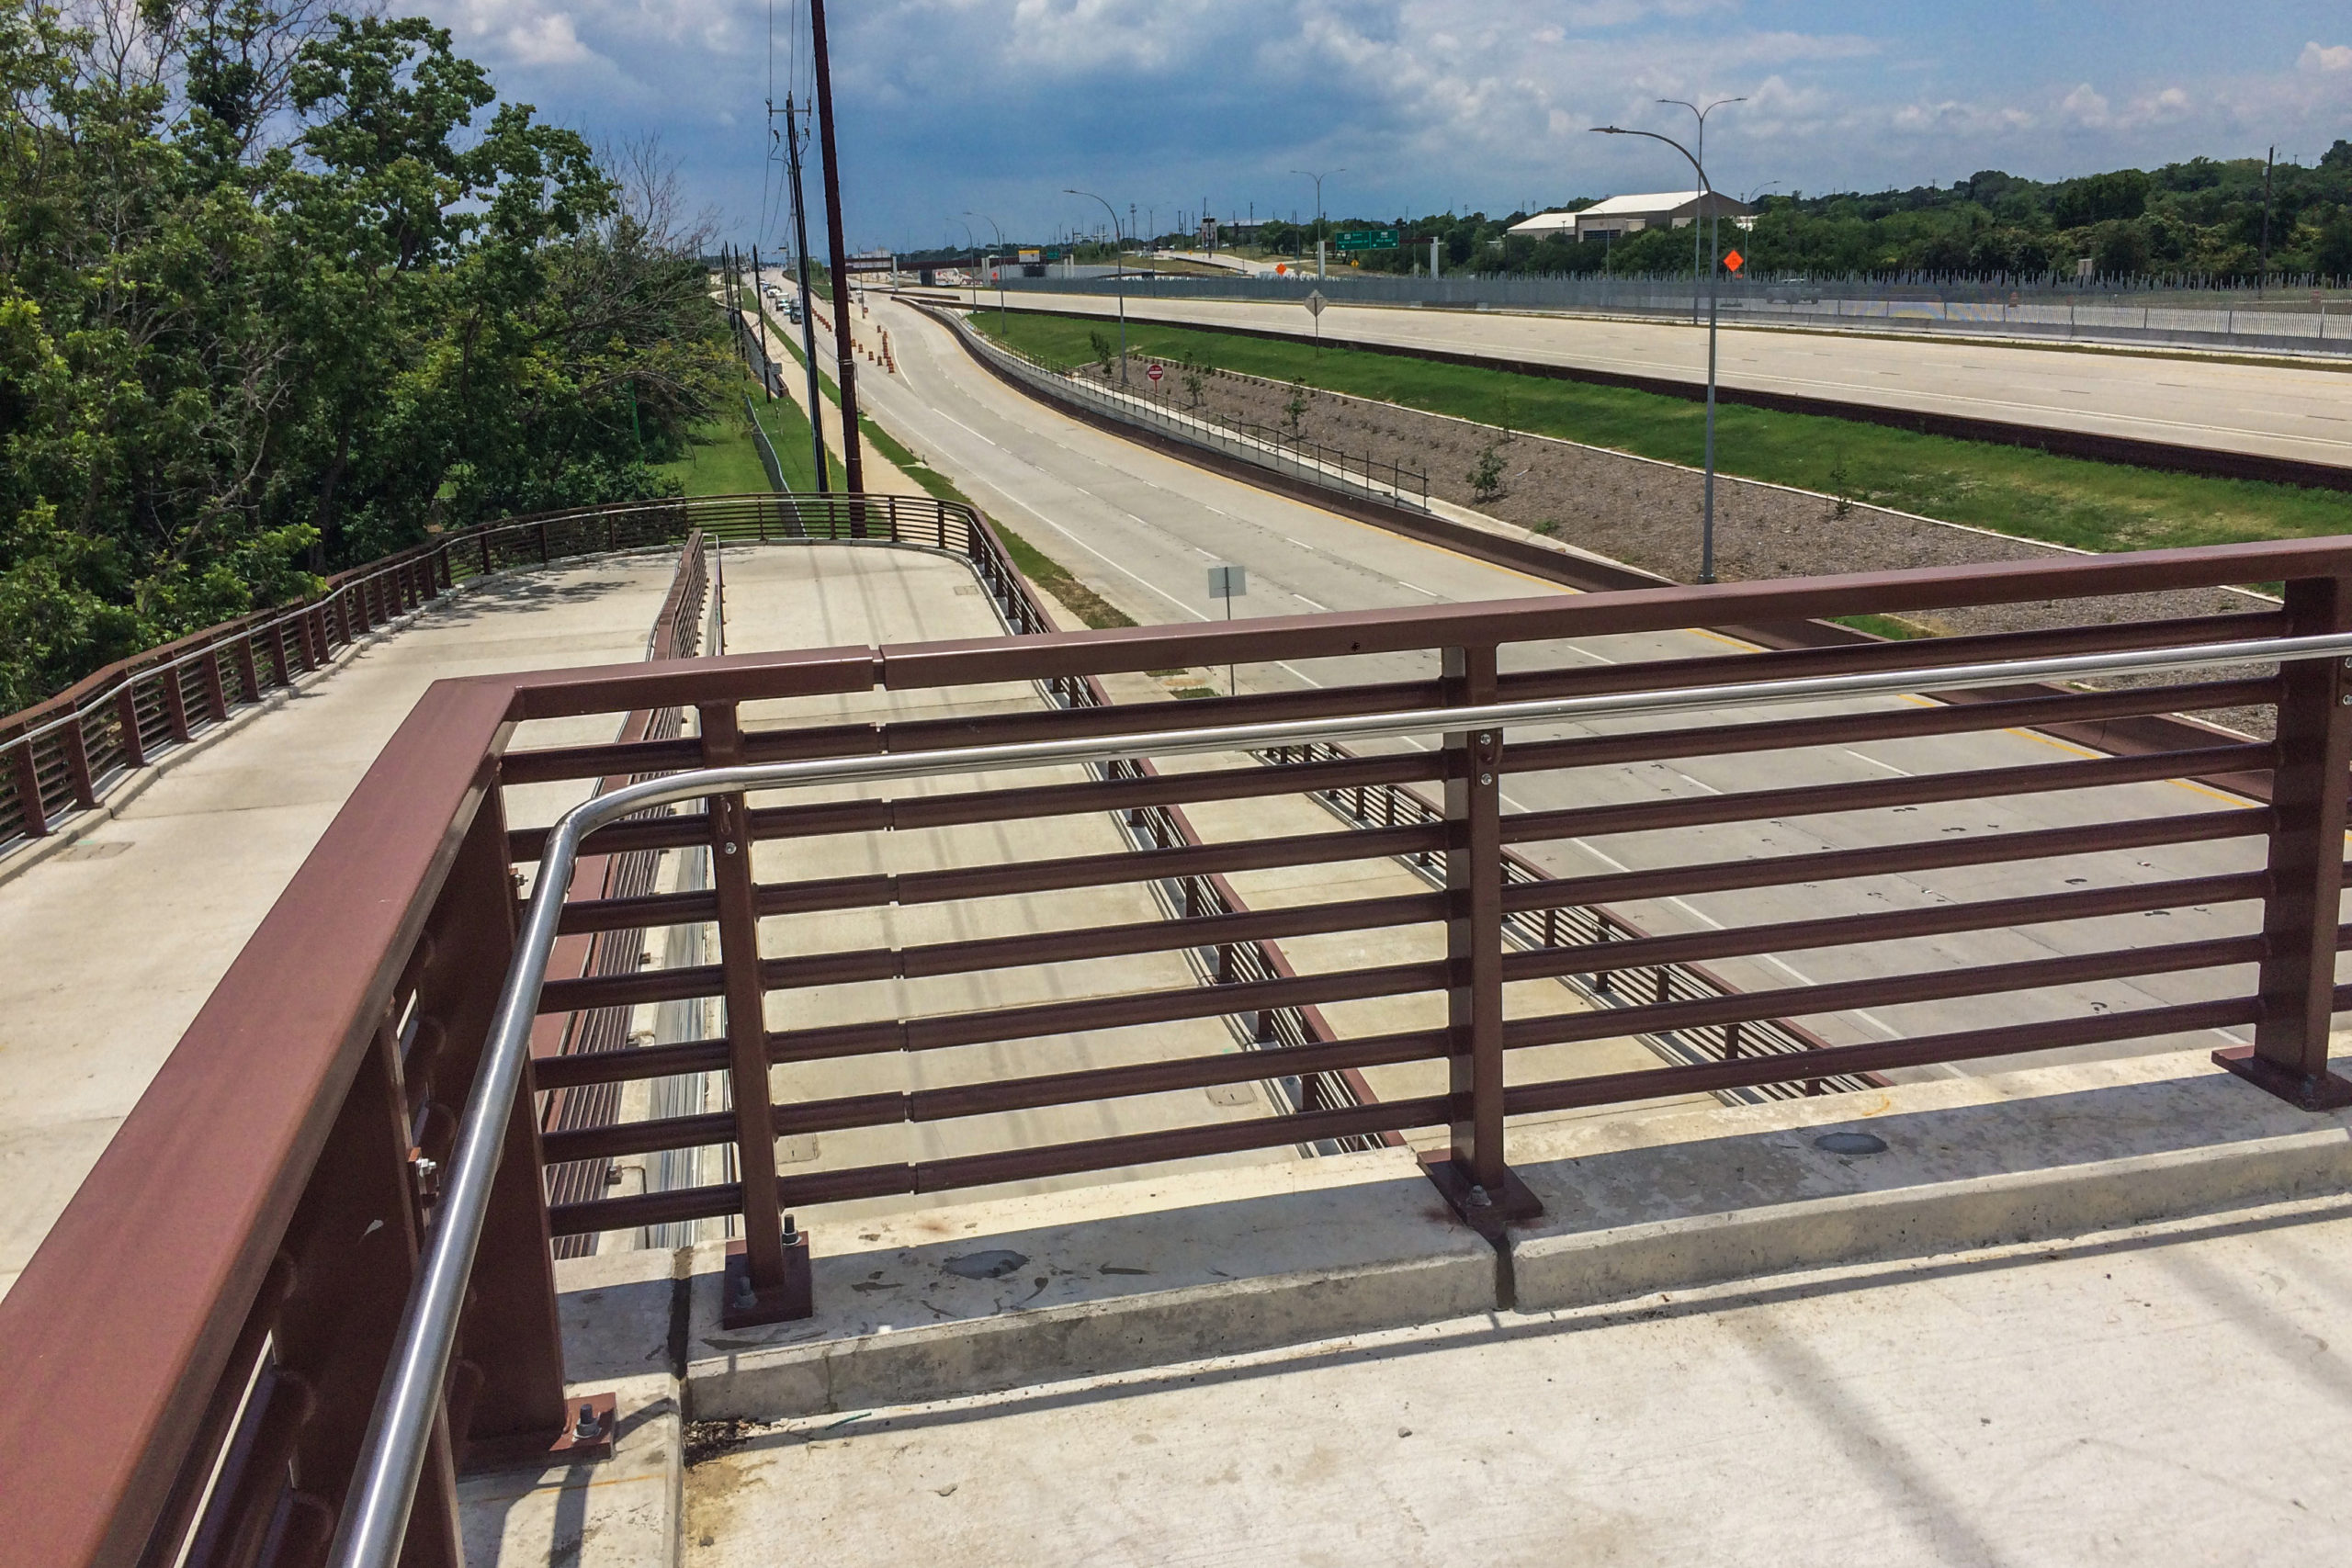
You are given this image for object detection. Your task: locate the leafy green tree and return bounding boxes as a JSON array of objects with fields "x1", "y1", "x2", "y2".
[{"x1": 0, "y1": 1, "x2": 727, "y2": 710}]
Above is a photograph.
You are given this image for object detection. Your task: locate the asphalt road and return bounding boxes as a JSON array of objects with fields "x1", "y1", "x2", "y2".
[
  {"x1": 840, "y1": 292, "x2": 2289, "y2": 1076},
  {"x1": 959, "y1": 288, "x2": 2352, "y2": 470}
]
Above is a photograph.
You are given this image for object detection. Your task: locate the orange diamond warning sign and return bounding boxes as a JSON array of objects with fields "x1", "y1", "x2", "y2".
[{"x1": 1723, "y1": 249, "x2": 1745, "y2": 273}]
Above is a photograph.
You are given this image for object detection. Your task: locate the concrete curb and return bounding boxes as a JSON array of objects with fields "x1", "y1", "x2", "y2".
[
  {"x1": 1508, "y1": 1047, "x2": 2352, "y2": 1314},
  {"x1": 554, "y1": 1150, "x2": 1495, "y2": 1424}
]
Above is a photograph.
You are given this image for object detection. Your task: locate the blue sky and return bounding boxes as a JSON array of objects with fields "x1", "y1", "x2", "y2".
[{"x1": 403, "y1": 2, "x2": 2352, "y2": 250}]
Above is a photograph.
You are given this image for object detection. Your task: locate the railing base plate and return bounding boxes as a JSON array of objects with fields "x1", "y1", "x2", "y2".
[
  {"x1": 2212, "y1": 1044, "x2": 2352, "y2": 1111},
  {"x1": 722, "y1": 1235, "x2": 815, "y2": 1327},
  {"x1": 463, "y1": 1390, "x2": 616, "y2": 1473},
  {"x1": 1419, "y1": 1156, "x2": 1544, "y2": 1235}
]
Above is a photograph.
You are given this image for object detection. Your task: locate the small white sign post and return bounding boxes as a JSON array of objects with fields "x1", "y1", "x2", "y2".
[{"x1": 1208, "y1": 564, "x2": 1247, "y2": 694}]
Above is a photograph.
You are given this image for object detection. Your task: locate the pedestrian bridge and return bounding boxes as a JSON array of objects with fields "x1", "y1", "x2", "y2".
[{"x1": 2, "y1": 495, "x2": 2348, "y2": 1568}]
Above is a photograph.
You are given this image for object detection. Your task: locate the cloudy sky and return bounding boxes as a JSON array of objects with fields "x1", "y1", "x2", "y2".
[{"x1": 403, "y1": 1, "x2": 2352, "y2": 250}]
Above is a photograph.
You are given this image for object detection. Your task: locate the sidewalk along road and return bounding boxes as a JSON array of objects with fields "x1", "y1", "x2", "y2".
[
  {"x1": 967, "y1": 288, "x2": 2352, "y2": 473},
  {"x1": 0, "y1": 555, "x2": 687, "y2": 1299},
  {"x1": 865, "y1": 292, "x2": 2286, "y2": 1077}
]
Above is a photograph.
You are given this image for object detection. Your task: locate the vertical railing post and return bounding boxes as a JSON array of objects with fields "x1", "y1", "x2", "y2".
[
  {"x1": 162, "y1": 661, "x2": 193, "y2": 743},
  {"x1": 1430, "y1": 644, "x2": 1536, "y2": 1226},
  {"x1": 9, "y1": 736, "x2": 46, "y2": 837},
  {"x1": 698, "y1": 701, "x2": 808, "y2": 1323},
  {"x1": 61, "y1": 715, "x2": 97, "y2": 810},
  {"x1": 2222, "y1": 573, "x2": 2352, "y2": 1109},
  {"x1": 116, "y1": 685, "x2": 148, "y2": 768},
  {"x1": 413, "y1": 791, "x2": 573, "y2": 1462},
  {"x1": 200, "y1": 649, "x2": 230, "y2": 723}
]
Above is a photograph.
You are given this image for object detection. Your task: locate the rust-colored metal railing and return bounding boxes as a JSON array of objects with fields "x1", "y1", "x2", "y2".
[
  {"x1": 6, "y1": 515, "x2": 2352, "y2": 1568},
  {"x1": 0, "y1": 492, "x2": 1038, "y2": 857}
]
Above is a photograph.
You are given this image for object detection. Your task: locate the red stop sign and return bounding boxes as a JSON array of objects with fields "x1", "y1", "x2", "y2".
[{"x1": 1147, "y1": 363, "x2": 1164, "y2": 382}]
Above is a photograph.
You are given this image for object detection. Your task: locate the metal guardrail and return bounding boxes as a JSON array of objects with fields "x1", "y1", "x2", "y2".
[
  {"x1": 0, "y1": 493, "x2": 1048, "y2": 858},
  {"x1": 984, "y1": 272, "x2": 2352, "y2": 356},
  {"x1": 742, "y1": 391, "x2": 788, "y2": 491},
  {"x1": 934, "y1": 305, "x2": 1431, "y2": 510},
  {"x1": 333, "y1": 625, "x2": 2352, "y2": 1567}
]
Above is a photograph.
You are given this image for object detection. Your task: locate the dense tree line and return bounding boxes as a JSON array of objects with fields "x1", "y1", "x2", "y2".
[
  {"x1": 1272, "y1": 144, "x2": 2352, "y2": 285},
  {"x1": 1, "y1": 1, "x2": 730, "y2": 710}
]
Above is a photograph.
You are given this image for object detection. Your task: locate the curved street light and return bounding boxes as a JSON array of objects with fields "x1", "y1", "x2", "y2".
[
  {"x1": 1659, "y1": 96, "x2": 1745, "y2": 325},
  {"x1": 1290, "y1": 168, "x2": 1343, "y2": 277},
  {"x1": 1594, "y1": 123, "x2": 1724, "y2": 583},
  {"x1": 965, "y1": 209, "x2": 1009, "y2": 334},
  {"x1": 1065, "y1": 187, "x2": 1128, "y2": 383}
]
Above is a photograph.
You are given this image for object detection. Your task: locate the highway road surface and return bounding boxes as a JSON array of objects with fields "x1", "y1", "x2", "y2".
[
  {"x1": 966, "y1": 287, "x2": 2352, "y2": 471},
  {"x1": 851, "y1": 290, "x2": 2295, "y2": 1076}
]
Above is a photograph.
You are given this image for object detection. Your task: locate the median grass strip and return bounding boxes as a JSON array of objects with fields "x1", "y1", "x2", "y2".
[{"x1": 972, "y1": 310, "x2": 2352, "y2": 558}]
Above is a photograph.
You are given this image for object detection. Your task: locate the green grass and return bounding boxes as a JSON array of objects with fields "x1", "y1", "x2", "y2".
[
  {"x1": 1833, "y1": 613, "x2": 1932, "y2": 640},
  {"x1": 973, "y1": 310, "x2": 2352, "y2": 558},
  {"x1": 654, "y1": 381, "x2": 774, "y2": 496}
]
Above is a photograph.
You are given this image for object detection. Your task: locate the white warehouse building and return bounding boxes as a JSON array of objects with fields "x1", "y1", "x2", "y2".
[{"x1": 1509, "y1": 191, "x2": 1756, "y2": 242}]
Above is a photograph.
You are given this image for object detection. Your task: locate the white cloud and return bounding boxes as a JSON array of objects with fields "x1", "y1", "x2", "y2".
[
  {"x1": 2299, "y1": 41, "x2": 2352, "y2": 73},
  {"x1": 2058, "y1": 82, "x2": 2110, "y2": 127}
]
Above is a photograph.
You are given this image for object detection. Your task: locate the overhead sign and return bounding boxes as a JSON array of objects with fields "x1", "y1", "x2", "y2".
[
  {"x1": 1018, "y1": 249, "x2": 1042, "y2": 264},
  {"x1": 842, "y1": 253, "x2": 898, "y2": 274},
  {"x1": 1333, "y1": 229, "x2": 1399, "y2": 252},
  {"x1": 1723, "y1": 249, "x2": 1745, "y2": 274},
  {"x1": 1207, "y1": 564, "x2": 1247, "y2": 600},
  {"x1": 1305, "y1": 290, "x2": 1327, "y2": 317}
]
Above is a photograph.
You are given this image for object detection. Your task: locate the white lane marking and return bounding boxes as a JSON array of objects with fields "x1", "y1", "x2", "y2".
[
  {"x1": 1293, "y1": 594, "x2": 1327, "y2": 611},
  {"x1": 1396, "y1": 581, "x2": 1437, "y2": 597},
  {"x1": 1844, "y1": 749, "x2": 1913, "y2": 778},
  {"x1": 989, "y1": 492, "x2": 1207, "y2": 622}
]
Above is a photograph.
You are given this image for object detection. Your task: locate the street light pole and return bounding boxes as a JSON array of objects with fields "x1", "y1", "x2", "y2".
[
  {"x1": 1595, "y1": 123, "x2": 1724, "y2": 583},
  {"x1": 1658, "y1": 96, "x2": 1744, "y2": 326},
  {"x1": 1066, "y1": 188, "x2": 1128, "y2": 382},
  {"x1": 1291, "y1": 168, "x2": 1342, "y2": 278},
  {"x1": 967, "y1": 210, "x2": 1008, "y2": 336}
]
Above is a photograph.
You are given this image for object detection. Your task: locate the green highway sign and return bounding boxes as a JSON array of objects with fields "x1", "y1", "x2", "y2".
[{"x1": 1332, "y1": 228, "x2": 1399, "y2": 252}]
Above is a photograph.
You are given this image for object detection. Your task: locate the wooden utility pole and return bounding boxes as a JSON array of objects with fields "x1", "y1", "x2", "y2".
[
  {"x1": 808, "y1": 0, "x2": 865, "y2": 502},
  {"x1": 2259, "y1": 145, "x2": 2277, "y2": 295}
]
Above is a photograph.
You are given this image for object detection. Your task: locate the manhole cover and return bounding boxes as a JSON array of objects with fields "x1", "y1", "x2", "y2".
[
  {"x1": 1814, "y1": 1131, "x2": 1888, "y2": 1156},
  {"x1": 941, "y1": 1249, "x2": 1029, "y2": 1280}
]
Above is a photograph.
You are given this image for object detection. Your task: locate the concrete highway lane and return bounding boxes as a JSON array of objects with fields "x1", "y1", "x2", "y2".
[
  {"x1": 848, "y1": 293, "x2": 2280, "y2": 1077},
  {"x1": 963, "y1": 288, "x2": 2352, "y2": 471}
]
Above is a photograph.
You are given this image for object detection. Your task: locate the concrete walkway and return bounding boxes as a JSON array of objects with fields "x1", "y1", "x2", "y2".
[
  {"x1": 689, "y1": 1190, "x2": 2352, "y2": 1567},
  {"x1": 0, "y1": 555, "x2": 684, "y2": 1298}
]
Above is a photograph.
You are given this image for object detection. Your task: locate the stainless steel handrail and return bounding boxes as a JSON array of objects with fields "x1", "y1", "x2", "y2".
[{"x1": 329, "y1": 626, "x2": 2341, "y2": 1567}]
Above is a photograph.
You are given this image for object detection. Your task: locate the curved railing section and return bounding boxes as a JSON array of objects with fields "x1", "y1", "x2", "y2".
[{"x1": 0, "y1": 491, "x2": 1042, "y2": 856}]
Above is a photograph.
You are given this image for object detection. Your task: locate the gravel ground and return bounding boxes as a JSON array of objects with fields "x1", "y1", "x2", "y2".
[{"x1": 1077, "y1": 353, "x2": 2279, "y2": 735}]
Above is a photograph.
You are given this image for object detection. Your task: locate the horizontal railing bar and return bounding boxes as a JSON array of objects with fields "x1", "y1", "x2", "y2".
[
  {"x1": 1500, "y1": 744, "x2": 2275, "y2": 847},
  {"x1": 772, "y1": 890, "x2": 1453, "y2": 991},
  {"x1": 541, "y1": 1031, "x2": 1455, "y2": 1165},
  {"x1": 537, "y1": 963, "x2": 723, "y2": 1016},
  {"x1": 1498, "y1": 678, "x2": 2278, "y2": 777},
  {"x1": 1491, "y1": 611, "x2": 2287, "y2": 708},
  {"x1": 760, "y1": 957, "x2": 1454, "y2": 1062},
  {"x1": 1502, "y1": 871, "x2": 2272, "y2": 984},
  {"x1": 905, "y1": 1030, "x2": 1452, "y2": 1123},
  {"x1": 1501, "y1": 934, "x2": 2267, "y2": 1053},
  {"x1": 1501, "y1": 809, "x2": 2267, "y2": 915},
  {"x1": 548, "y1": 1179, "x2": 746, "y2": 1235},
  {"x1": 529, "y1": 1035, "x2": 729, "y2": 1091},
  {"x1": 905, "y1": 1095, "x2": 1454, "y2": 1196},
  {"x1": 1505, "y1": 997, "x2": 2265, "y2": 1113},
  {"x1": 761, "y1": 823, "x2": 1453, "y2": 918},
  {"x1": 514, "y1": 746, "x2": 1449, "y2": 863}
]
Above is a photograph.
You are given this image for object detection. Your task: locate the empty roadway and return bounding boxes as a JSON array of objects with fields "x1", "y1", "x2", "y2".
[
  {"x1": 969, "y1": 286, "x2": 2352, "y2": 471},
  {"x1": 852, "y1": 292, "x2": 2294, "y2": 1078}
]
